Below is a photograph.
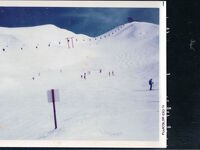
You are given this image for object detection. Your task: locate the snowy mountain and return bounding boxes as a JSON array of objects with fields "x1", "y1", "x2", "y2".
[{"x1": 0, "y1": 22, "x2": 159, "y2": 141}]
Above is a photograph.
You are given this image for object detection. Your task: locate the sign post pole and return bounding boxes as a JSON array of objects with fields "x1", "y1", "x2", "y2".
[{"x1": 51, "y1": 89, "x2": 57, "y2": 129}]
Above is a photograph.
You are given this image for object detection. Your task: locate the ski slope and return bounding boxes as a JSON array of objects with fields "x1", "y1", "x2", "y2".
[{"x1": 0, "y1": 22, "x2": 159, "y2": 141}]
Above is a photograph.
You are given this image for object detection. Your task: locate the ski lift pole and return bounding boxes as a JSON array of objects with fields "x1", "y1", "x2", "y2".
[
  {"x1": 66, "y1": 38, "x2": 70, "y2": 48},
  {"x1": 71, "y1": 37, "x2": 74, "y2": 48}
]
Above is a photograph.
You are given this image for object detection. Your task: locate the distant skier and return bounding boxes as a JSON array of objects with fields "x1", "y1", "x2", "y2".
[
  {"x1": 109, "y1": 72, "x2": 111, "y2": 76},
  {"x1": 149, "y1": 79, "x2": 154, "y2": 90},
  {"x1": 36, "y1": 44, "x2": 39, "y2": 49},
  {"x1": 84, "y1": 73, "x2": 86, "y2": 79},
  {"x1": 99, "y1": 69, "x2": 102, "y2": 74},
  {"x1": 32, "y1": 77, "x2": 35, "y2": 80},
  {"x1": 81, "y1": 75, "x2": 83, "y2": 79},
  {"x1": 112, "y1": 71, "x2": 114, "y2": 76}
]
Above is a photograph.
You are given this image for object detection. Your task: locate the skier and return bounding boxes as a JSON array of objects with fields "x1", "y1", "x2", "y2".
[
  {"x1": 99, "y1": 69, "x2": 102, "y2": 74},
  {"x1": 36, "y1": 44, "x2": 39, "y2": 49},
  {"x1": 84, "y1": 73, "x2": 86, "y2": 80},
  {"x1": 149, "y1": 79, "x2": 154, "y2": 90},
  {"x1": 81, "y1": 75, "x2": 83, "y2": 79},
  {"x1": 109, "y1": 72, "x2": 111, "y2": 76},
  {"x1": 112, "y1": 71, "x2": 114, "y2": 76}
]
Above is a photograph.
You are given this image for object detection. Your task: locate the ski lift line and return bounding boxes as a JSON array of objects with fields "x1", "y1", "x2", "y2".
[
  {"x1": 95, "y1": 24, "x2": 122, "y2": 39},
  {"x1": 95, "y1": 23, "x2": 128, "y2": 40}
]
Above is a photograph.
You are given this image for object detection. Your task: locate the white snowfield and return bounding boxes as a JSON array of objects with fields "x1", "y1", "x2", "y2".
[{"x1": 0, "y1": 22, "x2": 159, "y2": 140}]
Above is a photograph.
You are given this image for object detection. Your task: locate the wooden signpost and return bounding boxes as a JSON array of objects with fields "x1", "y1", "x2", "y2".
[{"x1": 47, "y1": 89, "x2": 59, "y2": 129}]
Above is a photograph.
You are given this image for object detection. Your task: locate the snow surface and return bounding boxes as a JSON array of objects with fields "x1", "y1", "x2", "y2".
[{"x1": 0, "y1": 22, "x2": 159, "y2": 140}]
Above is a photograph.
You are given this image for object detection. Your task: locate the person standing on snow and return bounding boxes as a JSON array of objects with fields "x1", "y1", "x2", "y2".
[
  {"x1": 99, "y1": 69, "x2": 102, "y2": 74},
  {"x1": 149, "y1": 79, "x2": 154, "y2": 90},
  {"x1": 112, "y1": 71, "x2": 114, "y2": 76},
  {"x1": 84, "y1": 73, "x2": 86, "y2": 80}
]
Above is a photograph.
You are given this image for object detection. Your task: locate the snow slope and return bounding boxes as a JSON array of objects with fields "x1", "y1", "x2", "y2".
[{"x1": 0, "y1": 22, "x2": 159, "y2": 141}]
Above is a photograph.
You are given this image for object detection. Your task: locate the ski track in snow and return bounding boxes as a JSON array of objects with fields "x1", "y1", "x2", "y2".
[{"x1": 0, "y1": 22, "x2": 159, "y2": 141}]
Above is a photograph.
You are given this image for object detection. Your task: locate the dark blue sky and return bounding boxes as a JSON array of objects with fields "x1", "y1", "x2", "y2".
[{"x1": 0, "y1": 7, "x2": 159, "y2": 37}]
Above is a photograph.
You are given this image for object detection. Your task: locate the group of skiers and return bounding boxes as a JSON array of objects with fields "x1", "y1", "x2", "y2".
[
  {"x1": 81, "y1": 72, "x2": 88, "y2": 80},
  {"x1": 31, "y1": 69, "x2": 154, "y2": 91},
  {"x1": 100, "y1": 69, "x2": 115, "y2": 77},
  {"x1": 80, "y1": 69, "x2": 154, "y2": 91},
  {"x1": 81, "y1": 69, "x2": 115, "y2": 80}
]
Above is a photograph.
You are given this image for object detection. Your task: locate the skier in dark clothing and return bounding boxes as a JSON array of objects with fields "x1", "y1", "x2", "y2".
[
  {"x1": 149, "y1": 79, "x2": 153, "y2": 90},
  {"x1": 112, "y1": 71, "x2": 114, "y2": 76},
  {"x1": 84, "y1": 73, "x2": 86, "y2": 79},
  {"x1": 99, "y1": 69, "x2": 102, "y2": 73}
]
